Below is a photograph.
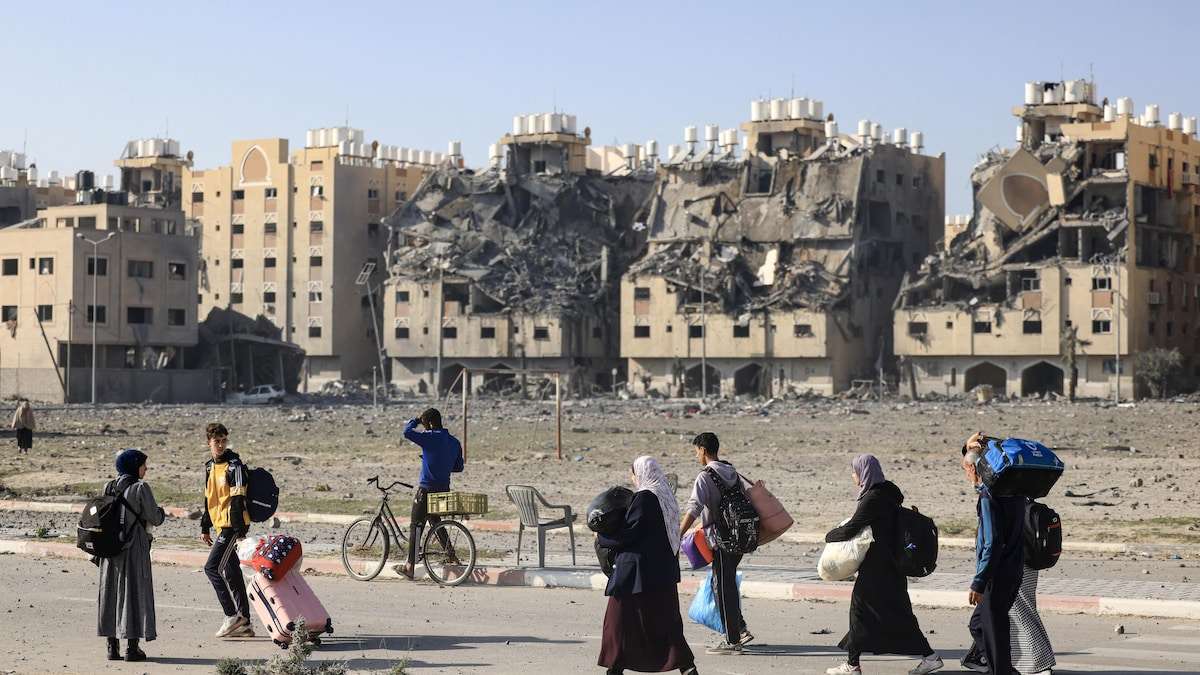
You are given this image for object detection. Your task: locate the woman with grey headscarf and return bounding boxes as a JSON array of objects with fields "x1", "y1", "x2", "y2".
[
  {"x1": 597, "y1": 456, "x2": 697, "y2": 675},
  {"x1": 97, "y1": 448, "x2": 166, "y2": 662},
  {"x1": 823, "y1": 454, "x2": 943, "y2": 675}
]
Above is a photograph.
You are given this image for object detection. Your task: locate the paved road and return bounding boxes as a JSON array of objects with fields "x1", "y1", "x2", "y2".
[{"x1": 2, "y1": 556, "x2": 1198, "y2": 674}]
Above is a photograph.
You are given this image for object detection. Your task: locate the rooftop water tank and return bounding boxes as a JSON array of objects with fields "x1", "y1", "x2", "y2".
[
  {"x1": 525, "y1": 114, "x2": 540, "y2": 134},
  {"x1": 1064, "y1": 80, "x2": 1085, "y2": 103},
  {"x1": 27, "y1": 166, "x2": 37, "y2": 182},
  {"x1": 622, "y1": 144, "x2": 637, "y2": 159},
  {"x1": 448, "y1": 140, "x2": 463, "y2": 157},
  {"x1": 103, "y1": 175, "x2": 114, "y2": 189},
  {"x1": 565, "y1": 114, "x2": 577, "y2": 134},
  {"x1": 1045, "y1": 83, "x2": 1063, "y2": 104},
  {"x1": 870, "y1": 122, "x2": 882, "y2": 141},
  {"x1": 1145, "y1": 104, "x2": 1160, "y2": 126},
  {"x1": 704, "y1": 124, "x2": 719, "y2": 143},
  {"x1": 0, "y1": 167, "x2": 14, "y2": 182},
  {"x1": 911, "y1": 131, "x2": 924, "y2": 152},
  {"x1": 892, "y1": 128, "x2": 908, "y2": 147},
  {"x1": 1186, "y1": 117, "x2": 1198, "y2": 137},
  {"x1": 512, "y1": 116, "x2": 524, "y2": 136},
  {"x1": 1117, "y1": 97, "x2": 1133, "y2": 117},
  {"x1": 1016, "y1": 125, "x2": 1025, "y2": 142},
  {"x1": 1024, "y1": 82, "x2": 1042, "y2": 105},
  {"x1": 789, "y1": 98, "x2": 805, "y2": 120},
  {"x1": 857, "y1": 120, "x2": 871, "y2": 139},
  {"x1": 541, "y1": 113, "x2": 556, "y2": 134},
  {"x1": 1169, "y1": 113, "x2": 1183, "y2": 131},
  {"x1": 750, "y1": 100, "x2": 765, "y2": 122},
  {"x1": 1103, "y1": 105, "x2": 1115, "y2": 122},
  {"x1": 808, "y1": 99, "x2": 823, "y2": 120},
  {"x1": 769, "y1": 98, "x2": 785, "y2": 121},
  {"x1": 684, "y1": 126, "x2": 698, "y2": 143},
  {"x1": 667, "y1": 144, "x2": 680, "y2": 160},
  {"x1": 646, "y1": 140, "x2": 658, "y2": 157}
]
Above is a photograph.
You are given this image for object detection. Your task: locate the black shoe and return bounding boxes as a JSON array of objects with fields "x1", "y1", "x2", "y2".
[
  {"x1": 125, "y1": 640, "x2": 146, "y2": 662},
  {"x1": 106, "y1": 638, "x2": 120, "y2": 661}
]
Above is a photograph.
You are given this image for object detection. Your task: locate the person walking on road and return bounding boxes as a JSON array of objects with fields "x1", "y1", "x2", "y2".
[
  {"x1": 199, "y1": 422, "x2": 254, "y2": 639},
  {"x1": 97, "y1": 448, "x2": 166, "y2": 662},
  {"x1": 11, "y1": 399, "x2": 34, "y2": 454},
  {"x1": 823, "y1": 454, "x2": 943, "y2": 675},
  {"x1": 679, "y1": 432, "x2": 752, "y2": 655},
  {"x1": 396, "y1": 407, "x2": 464, "y2": 580},
  {"x1": 960, "y1": 434, "x2": 1027, "y2": 675},
  {"x1": 597, "y1": 456, "x2": 698, "y2": 675}
]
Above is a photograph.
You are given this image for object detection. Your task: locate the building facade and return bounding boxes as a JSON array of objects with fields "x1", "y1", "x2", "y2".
[
  {"x1": 622, "y1": 99, "x2": 945, "y2": 397},
  {"x1": 895, "y1": 80, "x2": 1200, "y2": 399},
  {"x1": 184, "y1": 129, "x2": 431, "y2": 389}
]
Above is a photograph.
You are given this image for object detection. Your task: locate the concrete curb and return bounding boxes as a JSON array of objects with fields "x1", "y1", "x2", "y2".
[
  {"x1": 3, "y1": 537, "x2": 1195, "y2": 620},
  {"x1": 0, "y1": 500, "x2": 1143, "y2": 554}
]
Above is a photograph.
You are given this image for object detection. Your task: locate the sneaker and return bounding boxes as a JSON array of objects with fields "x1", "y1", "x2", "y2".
[
  {"x1": 959, "y1": 658, "x2": 988, "y2": 674},
  {"x1": 825, "y1": 664, "x2": 861, "y2": 674},
  {"x1": 705, "y1": 641, "x2": 743, "y2": 655},
  {"x1": 736, "y1": 629, "x2": 755, "y2": 647},
  {"x1": 215, "y1": 614, "x2": 247, "y2": 638},
  {"x1": 225, "y1": 623, "x2": 255, "y2": 638},
  {"x1": 909, "y1": 654, "x2": 944, "y2": 674}
]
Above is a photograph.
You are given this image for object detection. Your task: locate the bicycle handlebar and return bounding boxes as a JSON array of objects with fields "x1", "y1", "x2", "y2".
[{"x1": 366, "y1": 475, "x2": 413, "y2": 492}]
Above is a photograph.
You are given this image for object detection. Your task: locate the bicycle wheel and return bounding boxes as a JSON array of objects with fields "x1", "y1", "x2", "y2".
[
  {"x1": 341, "y1": 516, "x2": 389, "y2": 581},
  {"x1": 422, "y1": 519, "x2": 476, "y2": 587}
]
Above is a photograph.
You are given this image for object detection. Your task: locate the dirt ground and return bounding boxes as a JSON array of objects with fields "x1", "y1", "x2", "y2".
[{"x1": 2, "y1": 395, "x2": 1198, "y2": 548}]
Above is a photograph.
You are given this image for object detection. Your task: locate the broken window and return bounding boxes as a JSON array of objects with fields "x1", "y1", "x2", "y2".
[
  {"x1": 169, "y1": 262, "x2": 186, "y2": 280},
  {"x1": 311, "y1": 185, "x2": 324, "y2": 197},
  {"x1": 168, "y1": 308, "x2": 186, "y2": 326},
  {"x1": 37, "y1": 257, "x2": 53, "y2": 275},
  {"x1": 368, "y1": 222, "x2": 380, "y2": 237},
  {"x1": 912, "y1": 176, "x2": 922, "y2": 189},
  {"x1": 973, "y1": 320, "x2": 992, "y2": 334},
  {"x1": 733, "y1": 325, "x2": 750, "y2": 338},
  {"x1": 265, "y1": 187, "x2": 278, "y2": 199},
  {"x1": 480, "y1": 326, "x2": 496, "y2": 339},
  {"x1": 533, "y1": 160, "x2": 547, "y2": 174},
  {"x1": 634, "y1": 325, "x2": 650, "y2": 339},
  {"x1": 688, "y1": 325, "x2": 704, "y2": 339},
  {"x1": 794, "y1": 324, "x2": 813, "y2": 337},
  {"x1": 868, "y1": 201, "x2": 891, "y2": 235},
  {"x1": 634, "y1": 287, "x2": 650, "y2": 300},
  {"x1": 907, "y1": 321, "x2": 928, "y2": 337},
  {"x1": 442, "y1": 326, "x2": 458, "y2": 339},
  {"x1": 127, "y1": 307, "x2": 152, "y2": 325},
  {"x1": 533, "y1": 326, "x2": 550, "y2": 340}
]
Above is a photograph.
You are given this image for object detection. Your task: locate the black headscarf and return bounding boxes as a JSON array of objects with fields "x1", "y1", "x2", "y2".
[{"x1": 114, "y1": 448, "x2": 147, "y2": 477}]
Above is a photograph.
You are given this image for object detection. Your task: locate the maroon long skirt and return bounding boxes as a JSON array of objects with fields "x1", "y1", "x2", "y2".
[{"x1": 598, "y1": 585, "x2": 695, "y2": 672}]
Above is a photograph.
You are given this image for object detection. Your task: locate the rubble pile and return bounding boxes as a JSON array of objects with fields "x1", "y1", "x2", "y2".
[
  {"x1": 384, "y1": 168, "x2": 656, "y2": 318},
  {"x1": 898, "y1": 138, "x2": 1129, "y2": 309}
]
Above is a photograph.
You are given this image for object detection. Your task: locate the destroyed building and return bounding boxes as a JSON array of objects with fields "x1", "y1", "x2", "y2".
[
  {"x1": 383, "y1": 113, "x2": 656, "y2": 395},
  {"x1": 895, "y1": 80, "x2": 1200, "y2": 399},
  {"x1": 184, "y1": 130, "x2": 434, "y2": 390},
  {"x1": 623, "y1": 99, "x2": 946, "y2": 397}
]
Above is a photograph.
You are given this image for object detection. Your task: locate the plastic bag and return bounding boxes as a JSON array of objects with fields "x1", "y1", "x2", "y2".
[
  {"x1": 687, "y1": 570, "x2": 744, "y2": 634},
  {"x1": 817, "y1": 519, "x2": 874, "y2": 581},
  {"x1": 236, "y1": 536, "x2": 265, "y2": 578}
]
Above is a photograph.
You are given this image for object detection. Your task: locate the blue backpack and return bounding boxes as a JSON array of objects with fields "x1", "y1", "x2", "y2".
[{"x1": 977, "y1": 438, "x2": 1064, "y2": 499}]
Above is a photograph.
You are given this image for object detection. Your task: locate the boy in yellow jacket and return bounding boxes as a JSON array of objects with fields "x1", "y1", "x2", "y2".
[{"x1": 199, "y1": 422, "x2": 253, "y2": 638}]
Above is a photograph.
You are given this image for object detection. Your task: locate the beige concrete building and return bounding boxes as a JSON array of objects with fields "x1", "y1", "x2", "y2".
[
  {"x1": 0, "y1": 150, "x2": 75, "y2": 226},
  {"x1": 895, "y1": 80, "x2": 1200, "y2": 399},
  {"x1": 0, "y1": 175, "x2": 205, "y2": 402},
  {"x1": 383, "y1": 114, "x2": 654, "y2": 395},
  {"x1": 623, "y1": 99, "x2": 945, "y2": 397},
  {"x1": 184, "y1": 129, "x2": 431, "y2": 389}
]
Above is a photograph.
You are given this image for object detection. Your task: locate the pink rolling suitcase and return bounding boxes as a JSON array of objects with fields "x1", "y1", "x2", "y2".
[{"x1": 246, "y1": 571, "x2": 334, "y2": 648}]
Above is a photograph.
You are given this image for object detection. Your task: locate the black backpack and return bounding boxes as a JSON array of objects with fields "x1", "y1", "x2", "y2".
[
  {"x1": 894, "y1": 505, "x2": 939, "y2": 577},
  {"x1": 1024, "y1": 500, "x2": 1062, "y2": 570},
  {"x1": 77, "y1": 482, "x2": 144, "y2": 558},
  {"x1": 704, "y1": 466, "x2": 759, "y2": 555},
  {"x1": 246, "y1": 466, "x2": 279, "y2": 523}
]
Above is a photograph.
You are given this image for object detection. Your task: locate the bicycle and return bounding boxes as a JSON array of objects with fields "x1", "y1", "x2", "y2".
[{"x1": 340, "y1": 475, "x2": 478, "y2": 586}]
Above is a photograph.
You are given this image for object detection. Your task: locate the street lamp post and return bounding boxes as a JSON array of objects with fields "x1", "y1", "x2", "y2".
[{"x1": 77, "y1": 232, "x2": 115, "y2": 405}]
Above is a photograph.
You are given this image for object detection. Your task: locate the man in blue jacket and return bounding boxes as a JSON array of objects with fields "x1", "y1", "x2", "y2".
[
  {"x1": 961, "y1": 435, "x2": 1026, "y2": 674},
  {"x1": 397, "y1": 407, "x2": 464, "y2": 579}
]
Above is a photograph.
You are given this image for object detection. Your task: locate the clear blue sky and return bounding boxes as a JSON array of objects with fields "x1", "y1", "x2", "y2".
[{"x1": 6, "y1": 0, "x2": 1199, "y2": 213}]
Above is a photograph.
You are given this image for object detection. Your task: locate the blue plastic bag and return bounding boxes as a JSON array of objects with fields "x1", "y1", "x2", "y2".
[{"x1": 687, "y1": 570, "x2": 744, "y2": 634}]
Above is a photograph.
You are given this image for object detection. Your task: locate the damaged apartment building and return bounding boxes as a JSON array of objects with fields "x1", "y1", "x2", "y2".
[
  {"x1": 623, "y1": 97, "x2": 945, "y2": 397},
  {"x1": 383, "y1": 113, "x2": 656, "y2": 395},
  {"x1": 895, "y1": 80, "x2": 1200, "y2": 398}
]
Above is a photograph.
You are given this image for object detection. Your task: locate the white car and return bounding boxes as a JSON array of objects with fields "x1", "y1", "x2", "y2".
[{"x1": 231, "y1": 384, "x2": 285, "y2": 405}]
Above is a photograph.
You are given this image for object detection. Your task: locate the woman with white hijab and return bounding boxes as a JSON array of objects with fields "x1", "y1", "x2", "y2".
[{"x1": 597, "y1": 456, "x2": 698, "y2": 675}]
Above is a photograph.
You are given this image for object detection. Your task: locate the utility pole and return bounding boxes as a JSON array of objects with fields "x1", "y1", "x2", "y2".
[
  {"x1": 1114, "y1": 257, "x2": 1122, "y2": 403},
  {"x1": 435, "y1": 263, "x2": 444, "y2": 395},
  {"x1": 77, "y1": 232, "x2": 115, "y2": 405}
]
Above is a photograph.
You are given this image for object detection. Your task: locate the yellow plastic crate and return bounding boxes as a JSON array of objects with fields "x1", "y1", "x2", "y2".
[{"x1": 428, "y1": 492, "x2": 488, "y2": 515}]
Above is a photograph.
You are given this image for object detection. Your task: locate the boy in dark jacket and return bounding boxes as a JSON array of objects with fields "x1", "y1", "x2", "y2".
[
  {"x1": 397, "y1": 408, "x2": 464, "y2": 579},
  {"x1": 200, "y1": 422, "x2": 253, "y2": 639},
  {"x1": 961, "y1": 435, "x2": 1025, "y2": 674}
]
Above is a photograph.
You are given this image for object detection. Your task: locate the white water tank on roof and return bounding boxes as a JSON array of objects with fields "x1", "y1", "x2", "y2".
[
  {"x1": 421, "y1": 150, "x2": 432, "y2": 164},
  {"x1": 48, "y1": 170, "x2": 61, "y2": 185},
  {"x1": 892, "y1": 128, "x2": 908, "y2": 147},
  {"x1": 750, "y1": 100, "x2": 766, "y2": 122},
  {"x1": 103, "y1": 174, "x2": 114, "y2": 189},
  {"x1": 1024, "y1": 82, "x2": 1042, "y2": 105},
  {"x1": 1169, "y1": 113, "x2": 1183, "y2": 131},
  {"x1": 667, "y1": 144, "x2": 680, "y2": 160},
  {"x1": 1103, "y1": 105, "x2": 1115, "y2": 122},
  {"x1": 525, "y1": 114, "x2": 540, "y2": 134},
  {"x1": 870, "y1": 122, "x2": 883, "y2": 142},
  {"x1": 789, "y1": 98, "x2": 804, "y2": 120},
  {"x1": 169, "y1": 140, "x2": 180, "y2": 156},
  {"x1": 809, "y1": 99, "x2": 823, "y2": 120},
  {"x1": 541, "y1": 113, "x2": 556, "y2": 133},
  {"x1": 646, "y1": 139, "x2": 658, "y2": 157},
  {"x1": 769, "y1": 98, "x2": 785, "y2": 120},
  {"x1": 704, "y1": 124, "x2": 719, "y2": 143},
  {"x1": 825, "y1": 120, "x2": 838, "y2": 139},
  {"x1": 512, "y1": 116, "x2": 524, "y2": 136},
  {"x1": 1117, "y1": 97, "x2": 1133, "y2": 117},
  {"x1": 449, "y1": 140, "x2": 463, "y2": 157},
  {"x1": 26, "y1": 166, "x2": 37, "y2": 182},
  {"x1": 1064, "y1": 80, "x2": 1085, "y2": 103},
  {"x1": 684, "y1": 126, "x2": 698, "y2": 143},
  {"x1": 911, "y1": 131, "x2": 924, "y2": 152},
  {"x1": 306, "y1": 130, "x2": 315, "y2": 147},
  {"x1": 565, "y1": 114, "x2": 577, "y2": 134},
  {"x1": 0, "y1": 167, "x2": 14, "y2": 182},
  {"x1": 857, "y1": 120, "x2": 870, "y2": 139},
  {"x1": 352, "y1": 129, "x2": 364, "y2": 144},
  {"x1": 622, "y1": 144, "x2": 637, "y2": 160},
  {"x1": 1185, "y1": 117, "x2": 1198, "y2": 137},
  {"x1": 1145, "y1": 104, "x2": 1160, "y2": 126},
  {"x1": 337, "y1": 140, "x2": 351, "y2": 156},
  {"x1": 1046, "y1": 83, "x2": 1063, "y2": 104},
  {"x1": 1016, "y1": 125, "x2": 1024, "y2": 142}
]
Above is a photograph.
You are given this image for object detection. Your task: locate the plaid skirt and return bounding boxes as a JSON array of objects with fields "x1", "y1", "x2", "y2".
[{"x1": 1010, "y1": 566, "x2": 1056, "y2": 673}]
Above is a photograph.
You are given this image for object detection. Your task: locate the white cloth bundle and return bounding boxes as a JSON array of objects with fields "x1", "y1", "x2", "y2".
[{"x1": 817, "y1": 519, "x2": 874, "y2": 582}]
